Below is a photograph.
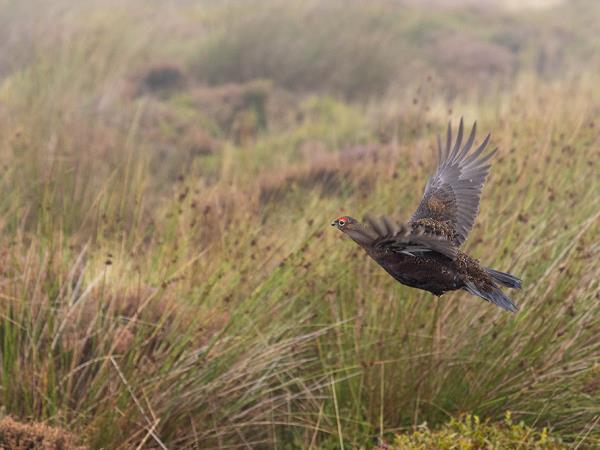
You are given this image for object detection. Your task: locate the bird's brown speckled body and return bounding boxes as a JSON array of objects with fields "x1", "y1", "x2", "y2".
[{"x1": 332, "y1": 120, "x2": 522, "y2": 312}]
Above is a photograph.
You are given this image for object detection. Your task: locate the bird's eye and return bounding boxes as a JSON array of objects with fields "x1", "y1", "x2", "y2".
[{"x1": 338, "y1": 219, "x2": 346, "y2": 226}]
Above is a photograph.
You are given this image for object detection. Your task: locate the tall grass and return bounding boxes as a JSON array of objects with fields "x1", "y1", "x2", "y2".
[
  {"x1": 0, "y1": 0, "x2": 599, "y2": 448},
  {"x1": 191, "y1": 0, "x2": 600, "y2": 99}
]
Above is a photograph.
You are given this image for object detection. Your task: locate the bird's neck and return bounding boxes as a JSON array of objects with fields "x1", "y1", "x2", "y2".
[{"x1": 345, "y1": 223, "x2": 377, "y2": 247}]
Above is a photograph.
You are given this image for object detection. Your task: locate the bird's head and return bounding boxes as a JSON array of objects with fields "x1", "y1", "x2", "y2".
[
  {"x1": 331, "y1": 215, "x2": 358, "y2": 231},
  {"x1": 331, "y1": 215, "x2": 378, "y2": 246}
]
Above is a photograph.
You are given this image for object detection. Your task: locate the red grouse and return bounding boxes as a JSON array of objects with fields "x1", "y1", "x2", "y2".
[{"x1": 331, "y1": 119, "x2": 521, "y2": 312}]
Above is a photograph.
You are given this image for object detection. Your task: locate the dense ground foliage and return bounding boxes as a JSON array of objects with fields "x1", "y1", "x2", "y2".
[{"x1": 389, "y1": 413, "x2": 567, "y2": 450}]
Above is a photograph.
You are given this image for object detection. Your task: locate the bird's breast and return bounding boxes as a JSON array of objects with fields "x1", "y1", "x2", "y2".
[{"x1": 368, "y1": 251, "x2": 462, "y2": 295}]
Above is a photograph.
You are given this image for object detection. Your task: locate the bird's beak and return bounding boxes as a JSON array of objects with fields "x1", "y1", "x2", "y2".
[{"x1": 331, "y1": 220, "x2": 337, "y2": 227}]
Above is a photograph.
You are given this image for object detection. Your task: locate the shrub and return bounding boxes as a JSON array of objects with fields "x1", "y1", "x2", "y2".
[
  {"x1": 388, "y1": 413, "x2": 567, "y2": 450},
  {"x1": 0, "y1": 416, "x2": 86, "y2": 450}
]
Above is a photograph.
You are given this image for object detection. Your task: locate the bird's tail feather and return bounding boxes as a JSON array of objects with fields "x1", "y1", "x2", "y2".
[
  {"x1": 464, "y1": 281, "x2": 519, "y2": 313},
  {"x1": 485, "y1": 268, "x2": 522, "y2": 289}
]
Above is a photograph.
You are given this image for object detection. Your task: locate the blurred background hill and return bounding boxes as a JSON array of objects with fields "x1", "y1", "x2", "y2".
[{"x1": 0, "y1": 0, "x2": 598, "y2": 448}]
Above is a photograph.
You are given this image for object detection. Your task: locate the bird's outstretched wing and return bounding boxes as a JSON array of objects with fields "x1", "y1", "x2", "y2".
[
  {"x1": 364, "y1": 214, "x2": 457, "y2": 260},
  {"x1": 410, "y1": 119, "x2": 495, "y2": 246}
]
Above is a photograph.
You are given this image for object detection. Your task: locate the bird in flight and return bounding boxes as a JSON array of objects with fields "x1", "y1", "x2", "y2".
[{"x1": 331, "y1": 119, "x2": 521, "y2": 312}]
